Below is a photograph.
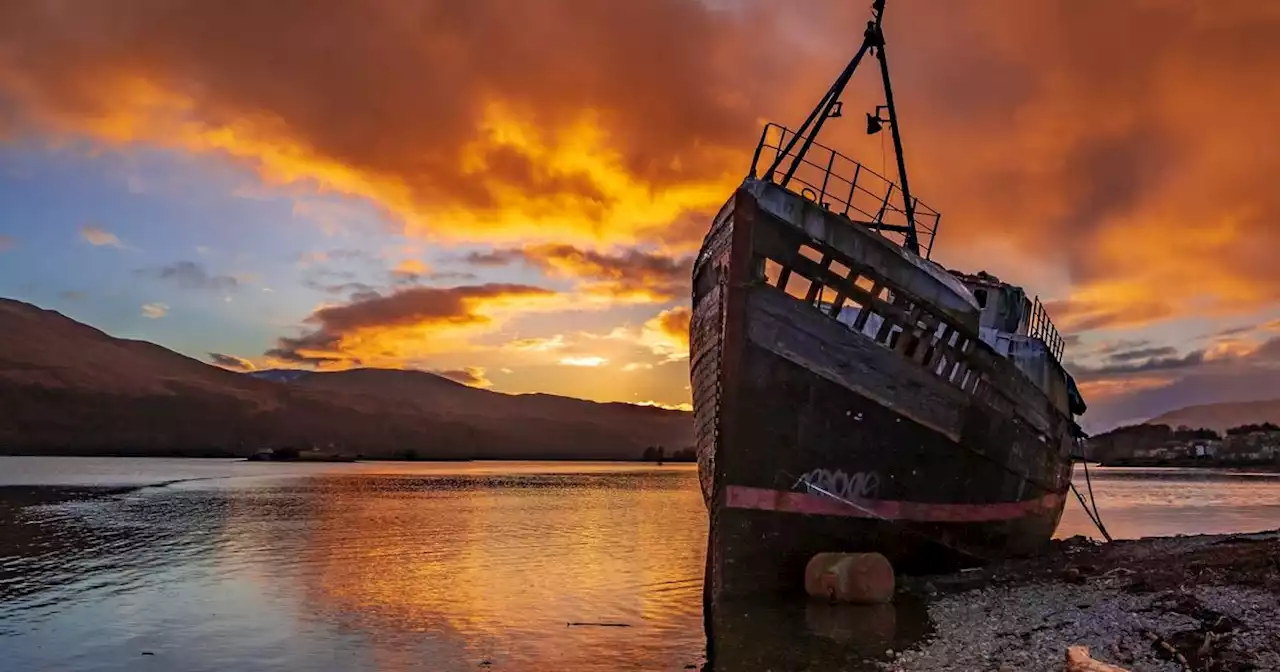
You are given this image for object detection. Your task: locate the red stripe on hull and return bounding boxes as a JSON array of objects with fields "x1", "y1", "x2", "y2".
[{"x1": 725, "y1": 485, "x2": 1065, "y2": 523}]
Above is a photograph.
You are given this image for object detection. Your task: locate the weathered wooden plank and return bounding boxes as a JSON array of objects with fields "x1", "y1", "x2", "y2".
[
  {"x1": 748, "y1": 202, "x2": 1065, "y2": 437},
  {"x1": 745, "y1": 287, "x2": 968, "y2": 442}
]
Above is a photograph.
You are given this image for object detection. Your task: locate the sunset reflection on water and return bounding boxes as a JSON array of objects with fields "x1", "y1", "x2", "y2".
[{"x1": 1, "y1": 459, "x2": 1278, "y2": 671}]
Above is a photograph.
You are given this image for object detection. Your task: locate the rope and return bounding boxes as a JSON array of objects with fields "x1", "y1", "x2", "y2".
[
  {"x1": 1068, "y1": 461, "x2": 1112, "y2": 542},
  {"x1": 1082, "y1": 458, "x2": 1113, "y2": 542}
]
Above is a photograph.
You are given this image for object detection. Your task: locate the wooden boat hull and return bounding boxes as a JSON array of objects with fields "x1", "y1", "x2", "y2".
[{"x1": 693, "y1": 187, "x2": 1075, "y2": 603}]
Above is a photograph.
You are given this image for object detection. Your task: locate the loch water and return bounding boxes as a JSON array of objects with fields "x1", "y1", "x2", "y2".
[{"x1": 1, "y1": 458, "x2": 1277, "y2": 671}]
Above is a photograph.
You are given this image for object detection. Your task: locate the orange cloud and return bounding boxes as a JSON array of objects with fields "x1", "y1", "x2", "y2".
[
  {"x1": 393, "y1": 259, "x2": 428, "y2": 276},
  {"x1": 6, "y1": 1, "x2": 1278, "y2": 330},
  {"x1": 1076, "y1": 376, "x2": 1175, "y2": 402},
  {"x1": 208, "y1": 352, "x2": 256, "y2": 371},
  {"x1": 631, "y1": 400, "x2": 693, "y2": 412},
  {"x1": 6, "y1": 0, "x2": 1280, "y2": 427},
  {"x1": 267, "y1": 283, "x2": 560, "y2": 367},
  {"x1": 638, "y1": 306, "x2": 691, "y2": 362},
  {"x1": 431, "y1": 366, "x2": 491, "y2": 388},
  {"x1": 0, "y1": 0, "x2": 775, "y2": 249},
  {"x1": 79, "y1": 224, "x2": 123, "y2": 248},
  {"x1": 466, "y1": 244, "x2": 691, "y2": 302}
]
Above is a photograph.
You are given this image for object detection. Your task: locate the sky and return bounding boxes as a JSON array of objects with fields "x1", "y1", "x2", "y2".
[{"x1": 1, "y1": 0, "x2": 1278, "y2": 432}]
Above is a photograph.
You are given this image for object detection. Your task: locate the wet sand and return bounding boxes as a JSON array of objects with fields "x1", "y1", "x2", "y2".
[{"x1": 888, "y1": 529, "x2": 1280, "y2": 671}]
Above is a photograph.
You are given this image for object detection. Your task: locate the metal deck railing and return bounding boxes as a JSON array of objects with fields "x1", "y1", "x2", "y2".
[
  {"x1": 750, "y1": 123, "x2": 941, "y2": 259},
  {"x1": 1027, "y1": 296, "x2": 1065, "y2": 363}
]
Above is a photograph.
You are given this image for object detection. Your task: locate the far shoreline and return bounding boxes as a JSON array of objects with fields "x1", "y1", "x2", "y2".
[{"x1": 0, "y1": 450, "x2": 699, "y2": 464}]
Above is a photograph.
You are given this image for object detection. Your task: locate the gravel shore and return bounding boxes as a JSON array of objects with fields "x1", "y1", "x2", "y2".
[{"x1": 886, "y1": 530, "x2": 1280, "y2": 672}]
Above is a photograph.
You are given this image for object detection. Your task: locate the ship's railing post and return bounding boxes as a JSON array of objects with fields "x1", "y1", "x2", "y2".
[
  {"x1": 875, "y1": 184, "x2": 895, "y2": 224},
  {"x1": 818, "y1": 150, "x2": 836, "y2": 209},
  {"x1": 842, "y1": 164, "x2": 862, "y2": 218},
  {"x1": 748, "y1": 124, "x2": 774, "y2": 179},
  {"x1": 750, "y1": 120, "x2": 940, "y2": 258}
]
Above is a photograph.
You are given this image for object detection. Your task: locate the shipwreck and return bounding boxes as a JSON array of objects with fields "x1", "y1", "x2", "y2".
[{"x1": 691, "y1": 0, "x2": 1088, "y2": 606}]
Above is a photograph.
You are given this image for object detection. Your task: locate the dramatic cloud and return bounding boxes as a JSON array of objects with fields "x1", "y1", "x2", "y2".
[
  {"x1": 267, "y1": 283, "x2": 558, "y2": 366},
  {"x1": 1106, "y1": 345, "x2": 1179, "y2": 363},
  {"x1": 892, "y1": 1, "x2": 1280, "y2": 331},
  {"x1": 140, "y1": 302, "x2": 168, "y2": 319},
  {"x1": 208, "y1": 352, "x2": 256, "y2": 371},
  {"x1": 639, "y1": 306, "x2": 691, "y2": 362},
  {"x1": 432, "y1": 366, "x2": 491, "y2": 388},
  {"x1": 1069, "y1": 350, "x2": 1207, "y2": 383},
  {"x1": 0, "y1": 0, "x2": 781, "y2": 248},
  {"x1": 140, "y1": 261, "x2": 238, "y2": 291},
  {"x1": 79, "y1": 225, "x2": 123, "y2": 248},
  {"x1": 6, "y1": 0, "x2": 1280, "y2": 422},
  {"x1": 6, "y1": 0, "x2": 1275, "y2": 331},
  {"x1": 1069, "y1": 324, "x2": 1280, "y2": 431},
  {"x1": 466, "y1": 244, "x2": 692, "y2": 302}
]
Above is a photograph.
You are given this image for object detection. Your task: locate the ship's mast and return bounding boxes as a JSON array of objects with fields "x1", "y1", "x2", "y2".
[{"x1": 760, "y1": 0, "x2": 921, "y2": 255}]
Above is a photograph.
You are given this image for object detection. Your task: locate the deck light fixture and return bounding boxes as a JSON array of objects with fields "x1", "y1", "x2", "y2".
[{"x1": 866, "y1": 105, "x2": 891, "y2": 135}]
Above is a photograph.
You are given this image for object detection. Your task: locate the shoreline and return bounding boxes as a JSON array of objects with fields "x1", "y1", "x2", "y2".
[
  {"x1": 1099, "y1": 458, "x2": 1280, "y2": 473},
  {"x1": 886, "y1": 529, "x2": 1280, "y2": 671},
  {"x1": 0, "y1": 450, "x2": 699, "y2": 463}
]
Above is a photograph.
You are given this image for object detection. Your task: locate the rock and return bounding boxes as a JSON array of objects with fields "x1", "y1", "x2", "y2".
[{"x1": 1066, "y1": 645, "x2": 1131, "y2": 671}]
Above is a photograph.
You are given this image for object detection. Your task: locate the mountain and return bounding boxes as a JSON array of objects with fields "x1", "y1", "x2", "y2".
[
  {"x1": 1146, "y1": 399, "x2": 1280, "y2": 433},
  {"x1": 0, "y1": 298, "x2": 691, "y2": 460},
  {"x1": 246, "y1": 369, "x2": 312, "y2": 384}
]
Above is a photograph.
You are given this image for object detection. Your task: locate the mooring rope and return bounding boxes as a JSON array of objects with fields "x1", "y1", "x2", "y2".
[{"x1": 1079, "y1": 458, "x2": 1113, "y2": 542}]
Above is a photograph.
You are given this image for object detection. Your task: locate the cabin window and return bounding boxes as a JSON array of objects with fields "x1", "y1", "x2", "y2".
[
  {"x1": 785, "y1": 275, "x2": 813, "y2": 301},
  {"x1": 884, "y1": 325, "x2": 903, "y2": 348},
  {"x1": 798, "y1": 245, "x2": 824, "y2": 263},
  {"x1": 764, "y1": 259, "x2": 785, "y2": 286},
  {"x1": 974, "y1": 288, "x2": 988, "y2": 309}
]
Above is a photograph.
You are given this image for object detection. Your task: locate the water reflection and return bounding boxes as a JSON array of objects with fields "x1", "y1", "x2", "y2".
[
  {"x1": 0, "y1": 464, "x2": 710, "y2": 671},
  {"x1": 703, "y1": 597, "x2": 929, "y2": 671},
  {"x1": 272, "y1": 471, "x2": 708, "y2": 670},
  {"x1": 0, "y1": 461, "x2": 1277, "y2": 671}
]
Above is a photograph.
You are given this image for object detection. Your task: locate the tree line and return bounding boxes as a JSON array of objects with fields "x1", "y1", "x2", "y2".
[{"x1": 640, "y1": 445, "x2": 696, "y2": 462}]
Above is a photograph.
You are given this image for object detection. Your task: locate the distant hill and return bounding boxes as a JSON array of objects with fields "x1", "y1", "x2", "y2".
[
  {"x1": 1146, "y1": 399, "x2": 1280, "y2": 433},
  {"x1": 0, "y1": 298, "x2": 691, "y2": 460}
]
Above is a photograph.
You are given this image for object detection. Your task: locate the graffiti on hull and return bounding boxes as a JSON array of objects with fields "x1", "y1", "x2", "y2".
[{"x1": 795, "y1": 468, "x2": 881, "y2": 501}]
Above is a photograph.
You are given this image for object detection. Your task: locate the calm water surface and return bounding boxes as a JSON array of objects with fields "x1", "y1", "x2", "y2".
[{"x1": 1, "y1": 458, "x2": 1277, "y2": 671}]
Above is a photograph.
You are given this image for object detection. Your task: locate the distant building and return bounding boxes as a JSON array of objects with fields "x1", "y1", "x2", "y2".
[
  {"x1": 1088, "y1": 423, "x2": 1277, "y2": 465},
  {"x1": 1219, "y1": 430, "x2": 1280, "y2": 463}
]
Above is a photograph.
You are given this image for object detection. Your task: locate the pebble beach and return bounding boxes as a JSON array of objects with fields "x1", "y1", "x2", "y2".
[{"x1": 887, "y1": 530, "x2": 1280, "y2": 671}]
